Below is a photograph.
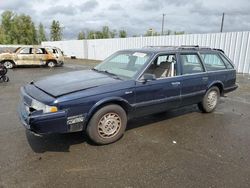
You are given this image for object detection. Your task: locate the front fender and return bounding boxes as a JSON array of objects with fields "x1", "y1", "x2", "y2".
[{"x1": 86, "y1": 97, "x2": 133, "y2": 123}]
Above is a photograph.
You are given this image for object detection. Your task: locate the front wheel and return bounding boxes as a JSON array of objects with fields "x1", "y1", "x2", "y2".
[
  {"x1": 87, "y1": 105, "x2": 127, "y2": 145},
  {"x1": 3, "y1": 61, "x2": 14, "y2": 69},
  {"x1": 2, "y1": 76, "x2": 9, "y2": 82},
  {"x1": 198, "y1": 86, "x2": 220, "y2": 113}
]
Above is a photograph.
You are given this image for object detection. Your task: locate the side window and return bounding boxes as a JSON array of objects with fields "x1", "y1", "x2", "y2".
[
  {"x1": 145, "y1": 54, "x2": 177, "y2": 78},
  {"x1": 35, "y1": 48, "x2": 47, "y2": 54},
  {"x1": 219, "y1": 54, "x2": 234, "y2": 69},
  {"x1": 180, "y1": 54, "x2": 204, "y2": 75},
  {"x1": 200, "y1": 53, "x2": 226, "y2": 71},
  {"x1": 19, "y1": 48, "x2": 31, "y2": 54}
]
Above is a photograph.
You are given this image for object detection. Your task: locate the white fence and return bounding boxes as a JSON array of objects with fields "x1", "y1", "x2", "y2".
[{"x1": 42, "y1": 31, "x2": 250, "y2": 74}]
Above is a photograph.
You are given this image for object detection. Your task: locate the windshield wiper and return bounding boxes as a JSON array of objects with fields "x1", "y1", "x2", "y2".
[{"x1": 92, "y1": 68, "x2": 122, "y2": 80}]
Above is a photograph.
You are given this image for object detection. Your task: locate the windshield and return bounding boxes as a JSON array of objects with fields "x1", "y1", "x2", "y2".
[{"x1": 94, "y1": 51, "x2": 151, "y2": 79}]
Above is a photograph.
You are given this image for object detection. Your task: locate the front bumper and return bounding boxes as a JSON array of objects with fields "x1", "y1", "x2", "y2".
[
  {"x1": 18, "y1": 102, "x2": 68, "y2": 134},
  {"x1": 18, "y1": 87, "x2": 84, "y2": 134}
]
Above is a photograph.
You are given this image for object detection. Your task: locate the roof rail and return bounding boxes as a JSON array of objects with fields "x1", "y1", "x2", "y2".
[
  {"x1": 213, "y1": 48, "x2": 225, "y2": 53},
  {"x1": 143, "y1": 45, "x2": 224, "y2": 52},
  {"x1": 143, "y1": 46, "x2": 176, "y2": 48}
]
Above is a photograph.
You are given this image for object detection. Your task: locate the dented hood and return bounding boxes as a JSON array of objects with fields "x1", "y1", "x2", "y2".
[{"x1": 34, "y1": 70, "x2": 120, "y2": 97}]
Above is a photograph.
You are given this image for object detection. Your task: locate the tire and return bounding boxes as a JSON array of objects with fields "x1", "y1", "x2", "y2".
[
  {"x1": 2, "y1": 76, "x2": 9, "y2": 82},
  {"x1": 198, "y1": 86, "x2": 220, "y2": 113},
  {"x1": 47, "y1": 61, "x2": 56, "y2": 68},
  {"x1": 87, "y1": 104, "x2": 127, "y2": 145},
  {"x1": 3, "y1": 61, "x2": 14, "y2": 69}
]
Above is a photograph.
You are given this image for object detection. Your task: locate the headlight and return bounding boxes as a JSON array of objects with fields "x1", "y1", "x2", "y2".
[{"x1": 31, "y1": 99, "x2": 58, "y2": 113}]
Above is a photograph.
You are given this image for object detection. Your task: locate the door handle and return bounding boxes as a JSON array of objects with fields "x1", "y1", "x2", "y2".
[
  {"x1": 171, "y1": 82, "x2": 181, "y2": 86},
  {"x1": 202, "y1": 77, "x2": 208, "y2": 81}
]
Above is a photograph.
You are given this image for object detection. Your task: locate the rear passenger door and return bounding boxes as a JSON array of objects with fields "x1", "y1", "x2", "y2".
[
  {"x1": 34, "y1": 48, "x2": 48, "y2": 65},
  {"x1": 179, "y1": 52, "x2": 208, "y2": 106}
]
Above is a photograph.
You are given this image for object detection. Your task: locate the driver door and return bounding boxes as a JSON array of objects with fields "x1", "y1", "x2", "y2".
[{"x1": 134, "y1": 54, "x2": 182, "y2": 117}]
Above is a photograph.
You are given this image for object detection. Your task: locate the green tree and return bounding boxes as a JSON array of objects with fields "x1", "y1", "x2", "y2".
[
  {"x1": 110, "y1": 29, "x2": 116, "y2": 38},
  {"x1": 119, "y1": 30, "x2": 127, "y2": 38},
  {"x1": 77, "y1": 31, "x2": 85, "y2": 40},
  {"x1": 87, "y1": 31, "x2": 95, "y2": 39},
  {"x1": 38, "y1": 23, "x2": 47, "y2": 43},
  {"x1": 174, "y1": 31, "x2": 185, "y2": 35},
  {"x1": 102, "y1": 26, "x2": 110, "y2": 38},
  {"x1": 50, "y1": 20, "x2": 63, "y2": 41},
  {"x1": 0, "y1": 26, "x2": 5, "y2": 43},
  {"x1": 10, "y1": 13, "x2": 37, "y2": 44},
  {"x1": 1, "y1": 10, "x2": 15, "y2": 43}
]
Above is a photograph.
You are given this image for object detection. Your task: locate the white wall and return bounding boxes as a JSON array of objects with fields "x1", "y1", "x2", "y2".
[
  {"x1": 42, "y1": 40, "x2": 85, "y2": 59},
  {"x1": 42, "y1": 31, "x2": 250, "y2": 74}
]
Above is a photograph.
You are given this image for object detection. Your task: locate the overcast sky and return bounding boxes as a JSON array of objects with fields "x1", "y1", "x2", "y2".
[{"x1": 0, "y1": 0, "x2": 250, "y2": 39}]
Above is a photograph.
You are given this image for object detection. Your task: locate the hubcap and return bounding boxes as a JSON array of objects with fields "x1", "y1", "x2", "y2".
[
  {"x1": 4, "y1": 61, "x2": 13, "y2": 69},
  {"x1": 98, "y1": 112, "x2": 121, "y2": 138},
  {"x1": 48, "y1": 62, "x2": 55, "y2": 67},
  {"x1": 207, "y1": 90, "x2": 218, "y2": 109}
]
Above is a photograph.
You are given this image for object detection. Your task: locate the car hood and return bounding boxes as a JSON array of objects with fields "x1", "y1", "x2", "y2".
[
  {"x1": 0, "y1": 52, "x2": 12, "y2": 57},
  {"x1": 33, "y1": 70, "x2": 121, "y2": 97}
]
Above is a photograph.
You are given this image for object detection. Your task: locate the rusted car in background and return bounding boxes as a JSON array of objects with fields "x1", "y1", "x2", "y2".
[{"x1": 0, "y1": 46, "x2": 64, "y2": 69}]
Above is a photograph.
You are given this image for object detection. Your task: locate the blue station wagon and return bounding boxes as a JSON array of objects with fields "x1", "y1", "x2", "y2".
[{"x1": 18, "y1": 46, "x2": 238, "y2": 144}]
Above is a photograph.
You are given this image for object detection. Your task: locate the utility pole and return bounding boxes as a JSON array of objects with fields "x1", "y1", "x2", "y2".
[
  {"x1": 161, "y1": 13, "x2": 166, "y2": 35},
  {"x1": 220, "y1": 12, "x2": 225, "y2": 33}
]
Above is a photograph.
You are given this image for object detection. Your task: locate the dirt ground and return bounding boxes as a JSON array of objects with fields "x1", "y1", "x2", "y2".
[{"x1": 0, "y1": 58, "x2": 250, "y2": 188}]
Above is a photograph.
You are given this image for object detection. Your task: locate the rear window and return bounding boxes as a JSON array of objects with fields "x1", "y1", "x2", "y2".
[
  {"x1": 219, "y1": 54, "x2": 234, "y2": 69},
  {"x1": 200, "y1": 53, "x2": 226, "y2": 71}
]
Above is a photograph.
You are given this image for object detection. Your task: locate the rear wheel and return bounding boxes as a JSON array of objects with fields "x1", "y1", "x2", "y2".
[
  {"x1": 3, "y1": 61, "x2": 14, "y2": 69},
  {"x1": 87, "y1": 104, "x2": 127, "y2": 145},
  {"x1": 198, "y1": 86, "x2": 220, "y2": 113},
  {"x1": 47, "y1": 61, "x2": 56, "y2": 68}
]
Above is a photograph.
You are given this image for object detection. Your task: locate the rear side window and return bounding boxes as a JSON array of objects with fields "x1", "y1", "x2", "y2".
[
  {"x1": 219, "y1": 54, "x2": 234, "y2": 69},
  {"x1": 180, "y1": 54, "x2": 204, "y2": 75},
  {"x1": 200, "y1": 53, "x2": 226, "y2": 71},
  {"x1": 35, "y1": 48, "x2": 47, "y2": 54}
]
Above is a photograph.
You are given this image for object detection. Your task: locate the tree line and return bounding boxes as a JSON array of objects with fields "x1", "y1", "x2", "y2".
[
  {"x1": 0, "y1": 10, "x2": 185, "y2": 45},
  {"x1": 0, "y1": 11, "x2": 63, "y2": 44}
]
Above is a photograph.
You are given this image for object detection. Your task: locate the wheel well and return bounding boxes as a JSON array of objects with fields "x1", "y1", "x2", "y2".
[
  {"x1": 46, "y1": 59, "x2": 57, "y2": 64},
  {"x1": 1, "y1": 60, "x2": 15, "y2": 65},
  {"x1": 211, "y1": 83, "x2": 223, "y2": 95},
  {"x1": 86, "y1": 101, "x2": 131, "y2": 125}
]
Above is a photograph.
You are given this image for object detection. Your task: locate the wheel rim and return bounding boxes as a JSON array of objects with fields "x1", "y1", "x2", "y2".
[
  {"x1": 4, "y1": 61, "x2": 13, "y2": 69},
  {"x1": 207, "y1": 90, "x2": 218, "y2": 109},
  {"x1": 98, "y1": 112, "x2": 121, "y2": 139},
  {"x1": 48, "y1": 62, "x2": 55, "y2": 68}
]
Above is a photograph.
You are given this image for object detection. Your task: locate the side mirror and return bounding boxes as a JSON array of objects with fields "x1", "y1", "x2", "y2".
[{"x1": 139, "y1": 73, "x2": 156, "y2": 83}]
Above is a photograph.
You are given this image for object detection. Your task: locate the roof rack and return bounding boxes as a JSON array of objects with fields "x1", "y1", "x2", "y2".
[
  {"x1": 143, "y1": 45, "x2": 224, "y2": 53},
  {"x1": 143, "y1": 46, "x2": 176, "y2": 49}
]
